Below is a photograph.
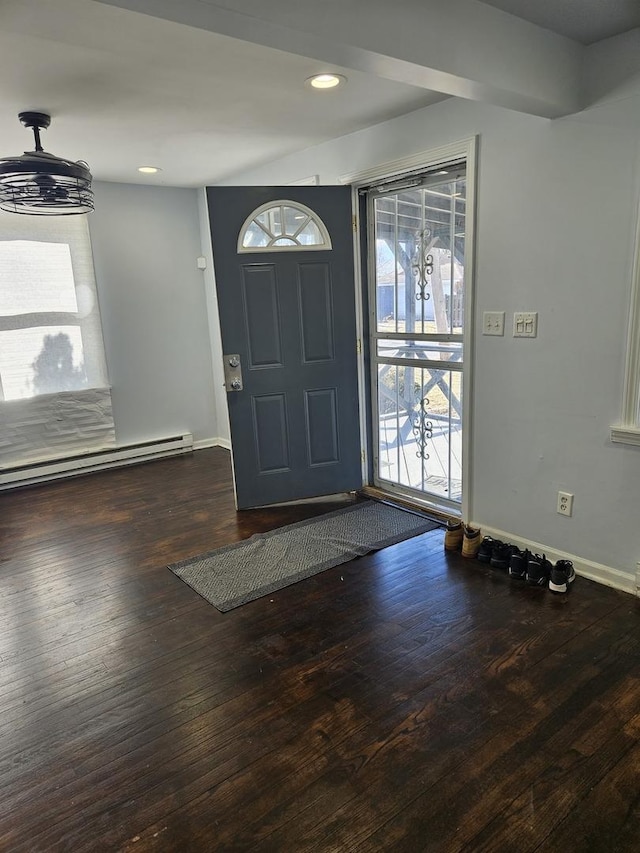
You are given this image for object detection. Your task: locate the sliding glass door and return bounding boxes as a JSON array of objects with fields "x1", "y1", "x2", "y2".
[{"x1": 368, "y1": 164, "x2": 466, "y2": 511}]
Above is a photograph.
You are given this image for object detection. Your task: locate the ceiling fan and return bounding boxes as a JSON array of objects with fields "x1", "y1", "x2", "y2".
[{"x1": 0, "y1": 111, "x2": 94, "y2": 215}]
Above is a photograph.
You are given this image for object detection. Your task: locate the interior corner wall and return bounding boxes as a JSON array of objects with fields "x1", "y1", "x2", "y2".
[
  {"x1": 197, "y1": 187, "x2": 230, "y2": 446},
  {"x1": 217, "y1": 96, "x2": 640, "y2": 582},
  {"x1": 89, "y1": 181, "x2": 218, "y2": 447}
]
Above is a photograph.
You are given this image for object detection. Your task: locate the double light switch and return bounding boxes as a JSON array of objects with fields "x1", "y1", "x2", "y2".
[{"x1": 513, "y1": 312, "x2": 538, "y2": 337}]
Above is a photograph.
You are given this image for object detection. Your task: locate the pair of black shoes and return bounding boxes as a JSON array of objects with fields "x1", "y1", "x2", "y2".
[
  {"x1": 508, "y1": 547, "x2": 551, "y2": 587},
  {"x1": 477, "y1": 537, "x2": 518, "y2": 570}
]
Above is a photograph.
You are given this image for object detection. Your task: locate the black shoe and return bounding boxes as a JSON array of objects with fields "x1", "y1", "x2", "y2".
[
  {"x1": 490, "y1": 542, "x2": 516, "y2": 570},
  {"x1": 549, "y1": 560, "x2": 576, "y2": 593},
  {"x1": 526, "y1": 553, "x2": 552, "y2": 587},
  {"x1": 509, "y1": 547, "x2": 530, "y2": 580},
  {"x1": 477, "y1": 537, "x2": 500, "y2": 563}
]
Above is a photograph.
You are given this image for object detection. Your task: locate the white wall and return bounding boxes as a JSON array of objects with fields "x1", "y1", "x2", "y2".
[
  {"x1": 90, "y1": 181, "x2": 218, "y2": 447},
  {"x1": 216, "y1": 95, "x2": 640, "y2": 585}
]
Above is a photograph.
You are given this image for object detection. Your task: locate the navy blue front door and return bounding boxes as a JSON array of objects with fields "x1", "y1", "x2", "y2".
[{"x1": 207, "y1": 186, "x2": 362, "y2": 509}]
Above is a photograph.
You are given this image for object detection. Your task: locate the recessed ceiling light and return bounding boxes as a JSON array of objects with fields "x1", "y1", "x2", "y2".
[
  {"x1": 138, "y1": 165, "x2": 161, "y2": 174},
  {"x1": 306, "y1": 73, "x2": 346, "y2": 90}
]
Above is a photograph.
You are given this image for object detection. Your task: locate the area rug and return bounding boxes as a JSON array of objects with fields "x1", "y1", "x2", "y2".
[{"x1": 168, "y1": 500, "x2": 438, "y2": 612}]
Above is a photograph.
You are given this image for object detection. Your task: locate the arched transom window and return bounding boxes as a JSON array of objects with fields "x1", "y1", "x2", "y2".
[{"x1": 238, "y1": 200, "x2": 332, "y2": 253}]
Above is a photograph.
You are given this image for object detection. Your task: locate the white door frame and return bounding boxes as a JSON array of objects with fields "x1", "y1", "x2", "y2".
[{"x1": 341, "y1": 136, "x2": 478, "y2": 523}]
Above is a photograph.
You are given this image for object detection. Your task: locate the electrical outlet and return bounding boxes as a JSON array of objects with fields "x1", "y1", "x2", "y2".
[
  {"x1": 483, "y1": 311, "x2": 505, "y2": 336},
  {"x1": 557, "y1": 491, "x2": 574, "y2": 517}
]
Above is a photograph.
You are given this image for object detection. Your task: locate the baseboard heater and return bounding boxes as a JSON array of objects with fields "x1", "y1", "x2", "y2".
[{"x1": 0, "y1": 433, "x2": 194, "y2": 491}]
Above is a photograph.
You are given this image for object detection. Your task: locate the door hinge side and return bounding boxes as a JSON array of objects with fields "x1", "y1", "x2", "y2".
[
  {"x1": 352, "y1": 215, "x2": 357, "y2": 233},
  {"x1": 356, "y1": 338, "x2": 362, "y2": 354}
]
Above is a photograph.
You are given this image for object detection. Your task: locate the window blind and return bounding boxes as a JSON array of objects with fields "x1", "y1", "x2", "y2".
[{"x1": 0, "y1": 211, "x2": 115, "y2": 467}]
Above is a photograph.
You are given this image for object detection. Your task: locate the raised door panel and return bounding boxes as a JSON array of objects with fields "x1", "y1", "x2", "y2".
[
  {"x1": 298, "y1": 262, "x2": 335, "y2": 363},
  {"x1": 241, "y1": 265, "x2": 283, "y2": 368},
  {"x1": 304, "y1": 388, "x2": 339, "y2": 466},
  {"x1": 252, "y1": 393, "x2": 290, "y2": 473}
]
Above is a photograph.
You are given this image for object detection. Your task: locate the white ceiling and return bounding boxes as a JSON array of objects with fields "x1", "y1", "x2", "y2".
[
  {"x1": 0, "y1": 0, "x2": 446, "y2": 187},
  {"x1": 481, "y1": 0, "x2": 640, "y2": 45},
  {"x1": 0, "y1": 0, "x2": 639, "y2": 188}
]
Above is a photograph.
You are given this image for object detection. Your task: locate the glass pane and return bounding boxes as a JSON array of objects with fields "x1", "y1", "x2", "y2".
[
  {"x1": 297, "y1": 219, "x2": 323, "y2": 246},
  {"x1": 377, "y1": 338, "x2": 463, "y2": 362},
  {"x1": 268, "y1": 207, "x2": 284, "y2": 236},
  {"x1": 0, "y1": 241, "x2": 78, "y2": 316},
  {"x1": 242, "y1": 221, "x2": 270, "y2": 248},
  {"x1": 253, "y1": 209, "x2": 284, "y2": 237},
  {"x1": 255, "y1": 211, "x2": 272, "y2": 232},
  {"x1": 273, "y1": 238, "x2": 297, "y2": 246},
  {"x1": 283, "y1": 206, "x2": 307, "y2": 235},
  {"x1": 374, "y1": 178, "x2": 465, "y2": 336},
  {"x1": 377, "y1": 363, "x2": 462, "y2": 503},
  {"x1": 0, "y1": 326, "x2": 86, "y2": 400}
]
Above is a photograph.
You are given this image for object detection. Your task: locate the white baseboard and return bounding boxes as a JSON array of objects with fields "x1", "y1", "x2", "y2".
[
  {"x1": 477, "y1": 524, "x2": 637, "y2": 597},
  {"x1": 211, "y1": 437, "x2": 231, "y2": 451},
  {"x1": 193, "y1": 438, "x2": 224, "y2": 451},
  {"x1": 192, "y1": 437, "x2": 231, "y2": 451}
]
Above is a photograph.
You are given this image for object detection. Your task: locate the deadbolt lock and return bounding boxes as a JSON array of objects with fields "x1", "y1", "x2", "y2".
[{"x1": 223, "y1": 353, "x2": 243, "y2": 392}]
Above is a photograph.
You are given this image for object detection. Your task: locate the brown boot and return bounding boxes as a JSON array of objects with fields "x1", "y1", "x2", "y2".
[
  {"x1": 444, "y1": 519, "x2": 464, "y2": 551},
  {"x1": 462, "y1": 524, "x2": 482, "y2": 558}
]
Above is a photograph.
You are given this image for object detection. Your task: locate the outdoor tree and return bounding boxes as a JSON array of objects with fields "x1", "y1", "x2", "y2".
[{"x1": 31, "y1": 332, "x2": 87, "y2": 395}]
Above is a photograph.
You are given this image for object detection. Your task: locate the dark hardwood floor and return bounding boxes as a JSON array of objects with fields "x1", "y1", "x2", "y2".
[{"x1": 0, "y1": 447, "x2": 639, "y2": 852}]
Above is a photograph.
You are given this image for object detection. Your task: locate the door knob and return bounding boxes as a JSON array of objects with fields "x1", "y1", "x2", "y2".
[{"x1": 223, "y1": 353, "x2": 243, "y2": 393}]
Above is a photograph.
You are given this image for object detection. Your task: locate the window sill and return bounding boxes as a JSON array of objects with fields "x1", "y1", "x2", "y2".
[{"x1": 610, "y1": 425, "x2": 640, "y2": 446}]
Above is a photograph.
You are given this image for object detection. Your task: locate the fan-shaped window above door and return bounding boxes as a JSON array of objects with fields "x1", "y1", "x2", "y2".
[{"x1": 238, "y1": 200, "x2": 332, "y2": 253}]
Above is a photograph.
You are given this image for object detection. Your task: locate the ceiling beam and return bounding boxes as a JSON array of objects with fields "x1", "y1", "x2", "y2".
[{"x1": 93, "y1": 0, "x2": 584, "y2": 118}]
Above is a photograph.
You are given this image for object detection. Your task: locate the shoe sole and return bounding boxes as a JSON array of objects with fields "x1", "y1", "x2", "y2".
[{"x1": 549, "y1": 574, "x2": 576, "y2": 593}]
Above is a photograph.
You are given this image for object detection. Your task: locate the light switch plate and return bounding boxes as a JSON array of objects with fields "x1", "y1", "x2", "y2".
[
  {"x1": 513, "y1": 311, "x2": 538, "y2": 338},
  {"x1": 483, "y1": 311, "x2": 505, "y2": 336}
]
